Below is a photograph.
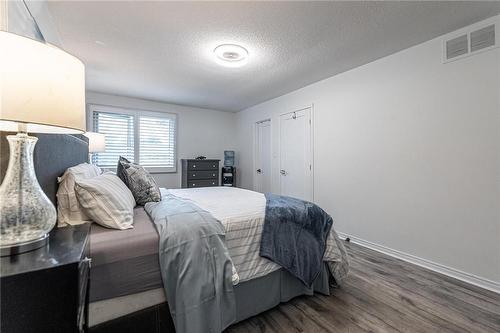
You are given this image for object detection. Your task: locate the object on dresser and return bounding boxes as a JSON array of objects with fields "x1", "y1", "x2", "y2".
[
  {"x1": 0, "y1": 31, "x2": 86, "y2": 256},
  {"x1": 116, "y1": 156, "x2": 162, "y2": 205},
  {"x1": 181, "y1": 159, "x2": 220, "y2": 188},
  {"x1": 0, "y1": 224, "x2": 91, "y2": 333},
  {"x1": 195, "y1": 156, "x2": 206, "y2": 160}
]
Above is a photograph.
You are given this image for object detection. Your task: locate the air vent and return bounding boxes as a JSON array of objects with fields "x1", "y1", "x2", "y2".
[
  {"x1": 443, "y1": 18, "x2": 498, "y2": 63},
  {"x1": 446, "y1": 34, "x2": 468, "y2": 60},
  {"x1": 470, "y1": 24, "x2": 495, "y2": 52}
]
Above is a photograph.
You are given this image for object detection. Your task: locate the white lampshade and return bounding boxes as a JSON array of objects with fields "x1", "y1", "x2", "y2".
[
  {"x1": 0, "y1": 31, "x2": 85, "y2": 134},
  {"x1": 84, "y1": 132, "x2": 106, "y2": 153}
]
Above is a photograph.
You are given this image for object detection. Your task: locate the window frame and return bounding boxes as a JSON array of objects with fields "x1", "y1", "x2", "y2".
[{"x1": 87, "y1": 104, "x2": 178, "y2": 173}]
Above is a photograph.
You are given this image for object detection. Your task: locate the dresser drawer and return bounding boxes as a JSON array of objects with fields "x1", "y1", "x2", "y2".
[
  {"x1": 187, "y1": 161, "x2": 219, "y2": 171},
  {"x1": 187, "y1": 170, "x2": 218, "y2": 180},
  {"x1": 187, "y1": 179, "x2": 218, "y2": 188}
]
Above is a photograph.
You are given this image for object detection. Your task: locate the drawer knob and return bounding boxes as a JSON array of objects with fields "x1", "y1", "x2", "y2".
[
  {"x1": 83, "y1": 256, "x2": 92, "y2": 268},
  {"x1": 193, "y1": 165, "x2": 196, "y2": 168},
  {"x1": 212, "y1": 174, "x2": 215, "y2": 177},
  {"x1": 193, "y1": 174, "x2": 196, "y2": 177}
]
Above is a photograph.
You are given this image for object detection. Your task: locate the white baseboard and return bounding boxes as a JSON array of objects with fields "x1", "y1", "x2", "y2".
[{"x1": 337, "y1": 232, "x2": 500, "y2": 294}]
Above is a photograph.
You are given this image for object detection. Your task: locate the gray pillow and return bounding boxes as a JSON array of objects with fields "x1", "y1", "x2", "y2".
[
  {"x1": 117, "y1": 157, "x2": 162, "y2": 205},
  {"x1": 116, "y1": 156, "x2": 129, "y2": 185}
]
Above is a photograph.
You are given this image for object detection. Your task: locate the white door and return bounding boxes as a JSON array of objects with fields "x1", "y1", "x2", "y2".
[
  {"x1": 255, "y1": 120, "x2": 272, "y2": 193},
  {"x1": 279, "y1": 108, "x2": 313, "y2": 201}
]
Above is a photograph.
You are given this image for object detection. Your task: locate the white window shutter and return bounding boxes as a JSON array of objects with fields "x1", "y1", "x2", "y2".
[
  {"x1": 92, "y1": 111, "x2": 135, "y2": 168},
  {"x1": 91, "y1": 105, "x2": 177, "y2": 172},
  {"x1": 139, "y1": 115, "x2": 176, "y2": 170}
]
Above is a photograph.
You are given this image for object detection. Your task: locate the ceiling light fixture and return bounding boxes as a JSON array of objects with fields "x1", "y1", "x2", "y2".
[{"x1": 213, "y1": 44, "x2": 249, "y2": 68}]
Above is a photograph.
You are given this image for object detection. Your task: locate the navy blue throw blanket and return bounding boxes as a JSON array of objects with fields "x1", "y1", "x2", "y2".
[{"x1": 259, "y1": 193, "x2": 333, "y2": 287}]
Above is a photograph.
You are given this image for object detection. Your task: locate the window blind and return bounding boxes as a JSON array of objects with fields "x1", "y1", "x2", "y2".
[
  {"x1": 91, "y1": 106, "x2": 177, "y2": 172},
  {"x1": 92, "y1": 111, "x2": 134, "y2": 168},
  {"x1": 139, "y1": 116, "x2": 176, "y2": 168}
]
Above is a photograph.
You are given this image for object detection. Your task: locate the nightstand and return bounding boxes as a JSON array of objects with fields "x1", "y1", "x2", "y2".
[{"x1": 0, "y1": 223, "x2": 91, "y2": 333}]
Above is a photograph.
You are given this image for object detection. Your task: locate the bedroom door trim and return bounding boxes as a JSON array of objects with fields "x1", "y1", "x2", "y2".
[
  {"x1": 278, "y1": 104, "x2": 314, "y2": 202},
  {"x1": 253, "y1": 118, "x2": 272, "y2": 193}
]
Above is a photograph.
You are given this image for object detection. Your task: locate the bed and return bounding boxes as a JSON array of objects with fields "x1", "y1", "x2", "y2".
[
  {"x1": 5, "y1": 132, "x2": 349, "y2": 333},
  {"x1": 89, "y1": 187, "x2": 348, "y2": 330}
]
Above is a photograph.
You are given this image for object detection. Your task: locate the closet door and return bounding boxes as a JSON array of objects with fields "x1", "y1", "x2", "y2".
[
  {"x1": 255, "y1": 120, "x2": 272, "y2": 193},
  {"x1": 279, "y1": 108, "x2": 313, "y2": 201}
]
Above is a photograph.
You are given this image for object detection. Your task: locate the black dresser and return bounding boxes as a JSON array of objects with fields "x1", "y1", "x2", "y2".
[
  {"x1": 181, "y1": 159, "x2": 220, "y2": 188},
  {"x1": 0, "y1": 224, "x2": 91, "y2": 333}
]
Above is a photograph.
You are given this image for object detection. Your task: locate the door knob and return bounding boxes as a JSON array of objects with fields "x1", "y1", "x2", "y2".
[
  {"x1": 257, "y1": 169, "x2": 262, "y2": 174},
  {"x1": 280, "y1": 169, "x2": 286, "y2": 175}
]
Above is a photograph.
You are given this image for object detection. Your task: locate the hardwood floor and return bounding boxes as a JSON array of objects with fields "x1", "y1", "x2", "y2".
[{"x1": 226, "y1": 241, "x2": 500, "y2": 333}]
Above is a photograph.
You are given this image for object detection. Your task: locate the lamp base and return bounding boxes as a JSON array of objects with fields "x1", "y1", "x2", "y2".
[
  {"x1": 0, "y1": 133, "x2": 57, "y2": 250},
  {"x1": 0, "y1": 234, "x2": 49, "y2": 257}
]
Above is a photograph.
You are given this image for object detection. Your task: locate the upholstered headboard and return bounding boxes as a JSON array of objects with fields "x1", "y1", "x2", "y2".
[{"x1": 0, "y1": 132, "x2": 89, "y2": 205}]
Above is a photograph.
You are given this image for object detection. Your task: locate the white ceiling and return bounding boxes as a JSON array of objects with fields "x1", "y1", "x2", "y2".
[{"x1": 47, "y1": 1, "x2": 500, "y2": 112}]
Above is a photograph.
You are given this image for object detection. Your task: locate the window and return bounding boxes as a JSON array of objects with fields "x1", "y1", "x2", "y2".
[
  {"x1": 139, "y1": 116, "x2": 176, "y2": 168},
  {"x1": 90, "y1": 105, "x2": 177, "y2": 173},
  {"x1": 92, "y1": 111, "x2": 135, "y2": 167}
]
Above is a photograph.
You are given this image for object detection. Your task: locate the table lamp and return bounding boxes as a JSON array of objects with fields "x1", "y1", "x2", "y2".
[
  {"x1": 84, "y1": 132, "x2": 106, "y2": 164},
  {"x1": 0, "y1": 31, "x2": 85, "y2": 256}
]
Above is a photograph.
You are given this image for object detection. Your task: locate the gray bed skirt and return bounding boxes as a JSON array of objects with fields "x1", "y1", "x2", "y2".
[
  {"x1": 89, "y1": 264, "x2": 333, "y2": 332},
  {"x1": 234, "y1": 263, "x2": 331, "y2": 323}
]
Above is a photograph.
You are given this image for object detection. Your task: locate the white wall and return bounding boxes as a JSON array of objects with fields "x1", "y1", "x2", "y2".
[
  {"x1": 236, "y1": 16, "x2": 500, "y2": 285},
  {"x1": 86, "y1": 92, "x2": 236, "y2": 188}
]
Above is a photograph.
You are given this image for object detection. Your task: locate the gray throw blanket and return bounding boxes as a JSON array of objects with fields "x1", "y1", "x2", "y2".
[
  {"x1": 260, "y1": 193, "x2": 333, "y2": 287},
  {"x1": 145, "y1": 194, "x2": 236, "y2": 333}
]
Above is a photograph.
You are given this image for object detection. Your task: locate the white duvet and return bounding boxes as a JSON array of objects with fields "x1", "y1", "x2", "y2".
[{"x1": 168, "y1": 187, "x2": 343, "y2": 282}]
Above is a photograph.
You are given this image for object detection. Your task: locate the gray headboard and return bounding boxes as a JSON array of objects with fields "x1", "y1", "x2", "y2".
[{"x1": 0, "y1": 132, "x2": 89, "y2": 205}]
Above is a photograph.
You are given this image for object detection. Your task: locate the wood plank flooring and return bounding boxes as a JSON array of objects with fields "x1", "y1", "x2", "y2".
[{"x1": 225, "y1": 241, "x2": 500, "y2": 333}]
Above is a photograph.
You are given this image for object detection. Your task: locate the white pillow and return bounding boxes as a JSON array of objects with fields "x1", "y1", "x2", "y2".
[
  {"x1": 75, "y1": 173, "x2": 135, "y2": 230},
  {"x1": 56, "y1": 163, "x2": 102, "y2": 227}
]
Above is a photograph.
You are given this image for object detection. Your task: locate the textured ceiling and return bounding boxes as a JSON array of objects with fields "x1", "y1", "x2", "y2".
[{"x1": 47, "y1": 1, "x2": 500, "y2": 112}]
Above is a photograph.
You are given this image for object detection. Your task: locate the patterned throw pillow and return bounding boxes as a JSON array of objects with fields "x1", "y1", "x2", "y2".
[
  {"x1": 116, "y1": 156, "x2": 129, "y2": 185},
  {"x1": 116, "y1": 156, "x2": 162, "y2": 205}
]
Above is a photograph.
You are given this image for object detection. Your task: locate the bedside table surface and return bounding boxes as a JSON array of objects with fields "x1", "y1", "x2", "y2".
[{"x1": 0, "y1": 223, "x2": 90, "y2": 278}]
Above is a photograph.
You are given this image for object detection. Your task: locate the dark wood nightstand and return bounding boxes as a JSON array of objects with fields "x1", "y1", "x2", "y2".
[{"x1": 1, "y1": 223, "x2": 91, "y2": 333}]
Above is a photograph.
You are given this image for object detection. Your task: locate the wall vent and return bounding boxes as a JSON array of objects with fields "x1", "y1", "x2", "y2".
[
  {"x1": 446, "y1": 35, "x2": 468, "y2": 60},
  {"x1": 443, "y1": 17, "x2": 498, "y2": 63},
  {"x1": 470, "y1": 24, "x2": 495, "y2": 52}
]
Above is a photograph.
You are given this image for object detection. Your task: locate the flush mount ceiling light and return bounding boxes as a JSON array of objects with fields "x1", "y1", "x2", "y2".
[{"x1": 213, "y1": 44, "x2": 249, "y2": 68}]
